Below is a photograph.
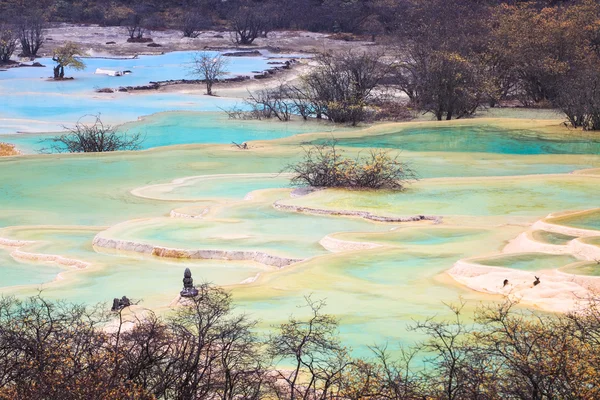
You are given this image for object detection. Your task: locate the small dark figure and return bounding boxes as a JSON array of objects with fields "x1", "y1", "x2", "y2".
[
  {"x1": 503, "y1": 279, "x2": 509, "y2": 287},
  {"x1": 533, "y1": 276, "x2": 540, "y2": 286},
  {"x1": 111, "y1": 296, "x2": 131, "y2": 311},
  {"x1": 180, "y1": 268, "x2": 199, "y2": 298},
  {"x1": 232, "y1": 141, "x2": 248, "y2": 150},
  {"x1": 120, "y1": 296, "x2": 131, "y2": 307}
]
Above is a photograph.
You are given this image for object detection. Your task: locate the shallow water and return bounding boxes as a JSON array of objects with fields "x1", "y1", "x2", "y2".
[
  {"x1": 313, "y1": 125, "x2": 600, "y2": 155},
  {"x1": 474, "y1": 253, "x2": 579, "y2": 271},
  {"x1": 98, "y1": 201, "x2": 393, "y2": 259},
  {"x1": 560, "y1": 261, "x2": 600, "y2": 276},
  {"x1": 550, "y1": 209, "x2": 600, "y2": 231},
  {"x1": 531, "y1": 230, "x2": 577, "y2": 245},
  {"x1": 0, "y1": 50, "x2": 296, "y2": 135},
  {"x1": 281, "y1": 175, "x2": 600, "y2": 218},
  {"x1": 2, "y1": 112, "x2": 336, "y2": 153},
  {"x1": 0, "y1": 249, "x2": 64, "y2": 287},
  {"x1": 2, "y1": 50, "x2": 600, "y2": 355}
]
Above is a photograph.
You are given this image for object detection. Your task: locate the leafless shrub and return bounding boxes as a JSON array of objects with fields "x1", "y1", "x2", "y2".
[
  {"x1": 41, "y1": 115, "x2": 143, "y2": 153},
  {"x1": 246, "y1": 85, "x2": 293, "y2": 121},
  {"x1": 287, "y1": 140, "x2": 418, "y2": 190}
]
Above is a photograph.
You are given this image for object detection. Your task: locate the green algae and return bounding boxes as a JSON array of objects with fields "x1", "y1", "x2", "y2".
[
  {"x1": 474, "y1": 253, "x2": 579, "y2": 272},
  {"x1": 549, "y1": 209, "x2": 600, "y2": 232},
  {"x1": 531, "y1": 230, "x2": 577, "y2": 245},
  {"x1": 561, "y1": 261, "x2": 600, "y2": 276}
]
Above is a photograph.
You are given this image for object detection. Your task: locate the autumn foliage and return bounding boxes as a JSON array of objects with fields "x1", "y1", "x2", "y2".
[{"x1": 1, "y1": 290, "x2": 599, "y2": 399}]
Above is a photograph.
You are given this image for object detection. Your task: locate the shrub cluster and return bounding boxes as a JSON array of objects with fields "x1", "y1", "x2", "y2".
[
  {"x1": 288, "y1": 141, "x2": 417, "y2": 190},
  {"x1": 41, "y1": 115, "x2": 143, "y2": 153}
]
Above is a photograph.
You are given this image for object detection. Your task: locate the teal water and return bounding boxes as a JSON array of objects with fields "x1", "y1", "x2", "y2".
[
  {"x1": 561, "y1": 261, "x2": 600, "y2": 276},
  {"x1": 285, "y1": 176, "x2": 600, "y2": 217},
  {"x1": 2, "y1": 112, "x2": 335, "y2": 153},
  {"x1": 531, "y1": 230, "x2": 577, "y2": 245},
  {"x1": 0, "y1": 50, "x2": 295, "y2": 135},
  {"x1": 342, "y1": 251, "x2": 459, "y2": 284},
  {"x1": 0, "y1": 250, "x2": 64, "y2": 287},
  {"x1": 476, "y1": 253, "x2": 579, "y2": 271},
  {"x1": 555, "y1": 210, "x2": 600, "y2": 231},
  {"x1": 101, "y1": 202, "x2": 392, "y2": 259},
  {"x1": 313, "y1": 126, "x2": 600, "y2": 155},
  {"x1": 134, "y1": 173, "x2": 291, "y2": 201},
  {"x1": 337, "y1": 228, "x2": 487, "y2": 247},
  {"x1": 2, "y1": 46, "x2": 600, "y2": 358}
]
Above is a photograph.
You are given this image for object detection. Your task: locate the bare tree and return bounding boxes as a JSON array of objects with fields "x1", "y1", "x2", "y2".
[
  {"x1": 554, "y1": 60, "x2": 600, "y2": 131},
  {"x1": 17, "y1": 12, "x2": 44, "y2": 58},
  {"x1": 302, "y1": 51, "x2": 391, "y2": 125},
  {"x1": 0, "y1": 24, "x2": 17, "y2": 63},
  {"x1": 125, "y1": 7, "x2": 151, "y2": 41},
  {"x1": 181, "y1": 12, "x2": 210, "y2": 38},
  {"x1": 246, "y1": 85, "x2": 293, "y2": 121},
  {"x1": 165, "y1": 283, "x2": 267, "y2": 399},
  {"x1": 192, "y1": 51, "x2": 229, "y2": 95},
  {"x1": 268, "y1": 296, "x2": 352, "y2": 400},
  {"x1": 239, "y1": 51, "x2": 391, "y2": 125},
  {"x1": 229, "y1": 5, "x2": 269, "y2": 45},
  {"x1": 42, "y1": 115, "x2": 143, "y2": 153}
]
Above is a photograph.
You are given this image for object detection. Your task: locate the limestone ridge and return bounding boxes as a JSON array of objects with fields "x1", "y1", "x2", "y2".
[{"x1": 92, "y1": 236, "x2": 303, "y2": 268}]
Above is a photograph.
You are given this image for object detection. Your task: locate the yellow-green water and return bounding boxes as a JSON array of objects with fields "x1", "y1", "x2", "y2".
[{"x1": 1, "y1": 114, "x2": 600, "y2": 355}]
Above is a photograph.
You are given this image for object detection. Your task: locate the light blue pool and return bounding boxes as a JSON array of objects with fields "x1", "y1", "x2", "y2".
[{"x1": 0, "y1": 50, "x2": 296, "y2": 135}]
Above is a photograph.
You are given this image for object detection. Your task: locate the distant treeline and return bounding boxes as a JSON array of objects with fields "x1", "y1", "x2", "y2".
[
  {"x1": 2, "y1": 0, "x2": 600, "y2": 128},
  {"x1": 0, "y1": 290, "x2": 599, "y2": 399},
  {"x1": 0, "y1": 0, "x2": 579, "y2": 37}
]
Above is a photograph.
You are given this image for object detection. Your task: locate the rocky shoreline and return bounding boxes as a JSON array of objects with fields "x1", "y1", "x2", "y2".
[{"x1": 95, "y1": 59, "x2": 298, "y2": 93}]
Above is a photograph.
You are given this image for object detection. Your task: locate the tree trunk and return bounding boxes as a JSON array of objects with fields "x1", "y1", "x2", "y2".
[
  {"x1": 59, "y1": 66, "x2": 64, "y2": 79},
  {"x1": 206, "y1": 81, "x2": 212, "y2": 96},
  {"x1": 53, "y1": 65, "x2": 60, "y2": 79}
]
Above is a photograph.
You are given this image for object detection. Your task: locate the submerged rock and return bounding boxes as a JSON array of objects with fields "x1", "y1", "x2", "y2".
[{"x1": 223, "y1": 50, "x2": 261, "y2": 57}]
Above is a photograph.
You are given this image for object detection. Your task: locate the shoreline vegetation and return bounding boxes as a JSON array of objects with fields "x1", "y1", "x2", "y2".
[
  {"x1": 1, "y1": 292, "x2": 600, "y2": 399},
  {"x1": 0, "y1": 142, "x2": 20, "y2": 156}
]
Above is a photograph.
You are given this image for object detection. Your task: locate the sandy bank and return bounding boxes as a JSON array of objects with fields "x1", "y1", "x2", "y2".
[
  {"x1": 447, "y1": 260, "x2": 596, "y2": 313},
  {"x1": 319, "y1": 235, "x2": 383, "y2": 253},
  {"x1": 448, "y1": 208, "x2": 600, "y2": 312}
]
